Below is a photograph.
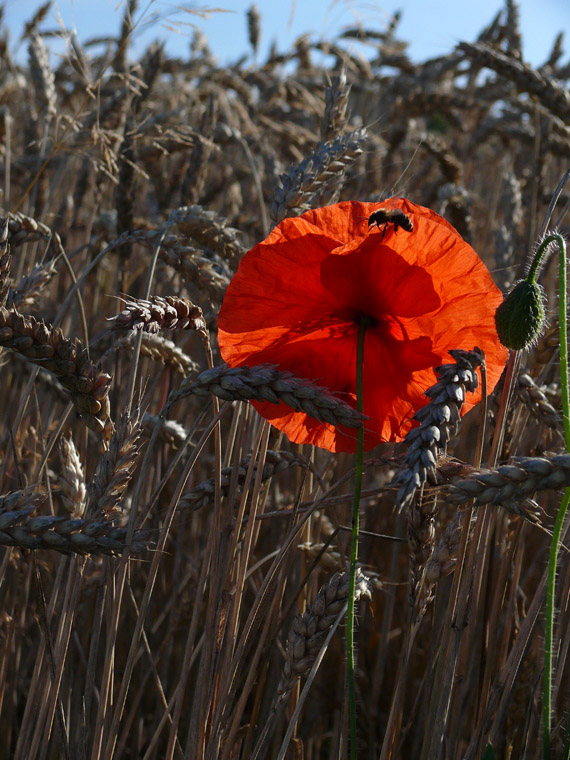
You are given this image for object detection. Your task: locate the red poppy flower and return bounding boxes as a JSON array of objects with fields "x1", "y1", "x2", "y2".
[{"x1": 218, "y1": 198, "x2": 507, "y2": 453}]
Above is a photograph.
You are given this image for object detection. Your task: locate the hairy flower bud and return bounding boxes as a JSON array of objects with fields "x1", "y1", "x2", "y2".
[{"x1": 495, "y1": 279, "x2": 545, "y2": 350}]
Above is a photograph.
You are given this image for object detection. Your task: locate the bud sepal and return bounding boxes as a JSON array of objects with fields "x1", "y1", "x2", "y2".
[{"x1": 494, "y1": 279, "x2": 545, "y2": 351}]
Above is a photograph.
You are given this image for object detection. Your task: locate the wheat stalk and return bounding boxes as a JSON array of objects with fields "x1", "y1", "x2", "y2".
[
  {"x1": 393, "y1": 348, "x2": 484, "y2": 611},
  {"x1": 141, "y1": 413, "x2": 188, "y2": 449},
  {"x1": 5, "y1": 212, "x2": 53, "y2": 246},
  {"x1": 277, "y1": 569, "x2": 371, "y2": 702},
  {"x1": 170, "y1": 205, "x2": 246, "y2": 265},
  {"x1": 442, "y1": 455, "x2": 569, "y2": 518},
  {"x1": 516, "y1": 372, "x2": 563, "y2": 433},
  {"x1": 321, "y1": 67, "x2": 351, "y2": 141},
  {"x1": 86, "y1": 410, "x2": 141, "y2": 518},
  {"x1": 28, "y1": 33, "x2": 57, "y2": 119},
  {"x1": 0, "y1": 307, "x2": 112, "y2": 441},
  {"x1": 180, "y1": 363, "x2": 367, "y2": 429},
  {"x1": 247, "y1": 5, "x2": 261, "y2": 56},
  {"x1": 123, "y1": 228, "x2": 230, "y2": 300},
  {"x1": 179, "y1": 450, "x2": 304, "y2": 510},
  {"x1": 110, "y1": 295, "x2": 206, "y2": 333},
  {"x1": 459, "y1": 41, "x2": 570, "y2": 124},
  {"x1": 6, "y1": 258, "x2": 58, "y2": 311},
  {"x1": 58, "y1": 436, "x2": 87, "y2": 518},
  {"x1": 394, "y1": 348, "x2": 484, "y2": 512},
  {"x1": 0, "y1": 490, "x2": 148, "y2": 555},
  {"x1": 0, "y1": 219, "x2": 10, "y2": 307},
  {"x1": 95, "y1": 330, "x2": 199, "y2": 376},
  {"x1": 271, "y1": 128, "x2": 367, "y2": 223}
]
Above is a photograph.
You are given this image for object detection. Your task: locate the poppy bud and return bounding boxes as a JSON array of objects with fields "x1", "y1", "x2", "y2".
[{"x1": 494, "y1": 279, "x2": 545, "y2": 350}]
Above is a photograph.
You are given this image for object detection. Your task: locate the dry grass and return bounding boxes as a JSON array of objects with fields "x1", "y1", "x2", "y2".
[{"x1": 1, "y1": 2, "x2": 570, "y2": 758}]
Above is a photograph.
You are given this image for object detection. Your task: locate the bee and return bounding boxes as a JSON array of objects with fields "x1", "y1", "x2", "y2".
[{"x1": 367, "y1": 208, "x2": 414, "y2": 239}]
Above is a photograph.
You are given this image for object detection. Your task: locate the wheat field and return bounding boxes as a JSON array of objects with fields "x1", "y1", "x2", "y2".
[{"x1": 1, "y1": 2, "x2": 570, "y2": 758}]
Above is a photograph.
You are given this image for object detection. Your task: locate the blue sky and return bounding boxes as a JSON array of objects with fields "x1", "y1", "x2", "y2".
[{"x1": 5, "y1": 0, "x2": 570, "y2": 67}]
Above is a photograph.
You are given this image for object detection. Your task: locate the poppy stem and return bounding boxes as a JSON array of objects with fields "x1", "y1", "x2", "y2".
[
  {"x1": 527, "y1": 233, "x2": 564, "y2": 284},
  {"x1": 543, "y1": 233, "x2": 569, "y2": 760},
  {"x1": 347, "y1": 316, "x2": 369, "y2": 759}
]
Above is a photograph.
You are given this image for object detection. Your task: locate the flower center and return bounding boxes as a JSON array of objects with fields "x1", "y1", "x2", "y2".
[{"x1": 355, "y1": 313, "x2": 376, "y2": 329}]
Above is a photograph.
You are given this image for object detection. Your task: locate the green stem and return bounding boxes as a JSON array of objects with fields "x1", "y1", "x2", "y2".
[
  {"x1": 527, "y1": 234, "x2": 563, "y2": 284},
  {"x1": 347, "y1": 317, "x2": 369, "y2": 760},
  {"x1": 543, "y1": 234, "x2": 569, "y2": 760}
]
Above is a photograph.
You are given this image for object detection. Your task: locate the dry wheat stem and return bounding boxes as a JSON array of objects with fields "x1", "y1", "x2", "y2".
[
  {"x1": 98, "y1": 404, "x2": 228, "y2": 760},
  {"x1": 26, "y1": 556, "x2": 85, "y2": 759},
  {"x1": 207, "y1": 470, "x2": 357, "y2": 750},
  {"x1": 31, "y1": 555, "x2": 71, "y2": 760},
  {"x1": 251, "y1": 570, "x2": 369, "y2": 760},
  {"x1": 0, "y1": 219, "x2": 10, "y2": 307},
  {"x1": 95, "y1": 330, "x2": 199, "y2": 376},
  {"x1": 179, "y1": 449, "x2": 304, "y2": 510},
  {"x1": 214, "y1": 421, "x2": 272, "y2": 760}
]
